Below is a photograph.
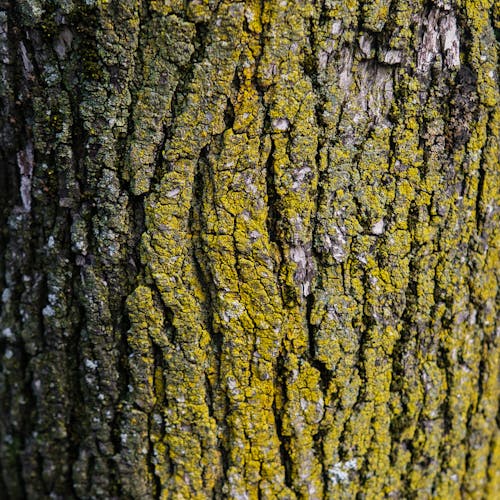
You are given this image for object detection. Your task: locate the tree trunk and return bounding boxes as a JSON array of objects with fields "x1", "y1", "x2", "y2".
[{"x1": 1, "y1": 0, "x2": 498, "y2": 498}]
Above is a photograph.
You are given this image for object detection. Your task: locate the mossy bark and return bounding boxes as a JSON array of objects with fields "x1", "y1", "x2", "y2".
[{"x1": 1, "y1": 0, "x2": 499, "y2": 498}]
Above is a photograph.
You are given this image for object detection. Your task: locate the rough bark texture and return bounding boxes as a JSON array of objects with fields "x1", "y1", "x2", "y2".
[{"x1": 1, "y1": 0, "x2": 499, "y2": 498}]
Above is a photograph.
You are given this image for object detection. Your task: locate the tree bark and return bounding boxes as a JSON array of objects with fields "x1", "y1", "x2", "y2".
[{"x1": 1, "y1": 0, "x2": 499, "y2": 498}]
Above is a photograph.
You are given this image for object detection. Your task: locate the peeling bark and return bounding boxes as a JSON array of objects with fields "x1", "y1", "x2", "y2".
[{"x1": 1, "y1": 0, "x2": 499, "y2": 498}]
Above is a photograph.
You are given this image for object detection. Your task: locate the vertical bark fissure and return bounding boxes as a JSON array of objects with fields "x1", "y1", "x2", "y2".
[
  {"x1": 190, "y1": 145, "x2": 222, "y2": 437},
  {"x1": 264, "y1": 138, "x2": 279, "y2": 245},
  {"x1": 274, "y1": 353, "x2": 293, "y2": 491}
]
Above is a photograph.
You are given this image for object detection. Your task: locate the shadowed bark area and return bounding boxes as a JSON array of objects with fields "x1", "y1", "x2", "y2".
[{"x1": 0, "y1": 0, "x2": 498, "y2": 498}]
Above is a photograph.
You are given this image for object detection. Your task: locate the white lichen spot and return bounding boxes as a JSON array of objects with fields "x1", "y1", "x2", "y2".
[
  {"x1": 74, "y1": 239, "x2": 85, "y2": 251},
  {"x1": 292, "y1": 166, "x2": 311, "y2": 190},
  {"x1": 42, "y1": 305, "x2": 55, "y2": 317},
  {"x1": 120, "y1": 433, "x2": 128, "y2": 445},
  {"x1": 272, "y1": 118, "x2": 290, "y2": 131},
  {"x1": 2, "y1": 328, "x2": 13, "y2": 339},
  {"x1": 290, "y1": 246, "x2": 306, "y2": 266},
  {"x1": 290, "y1": 245, "x2": 314, "y2": 297},
  {"x1": 244, "y1": 7, "x2": 255, "y2": 24},
  {"x1": 331, "y1": 20, "x2": 342, "y2": 35},
  {"x1": 221, "y1": 300, "x2": 244, "y2": 322},
  {"x1": 2, "y1": 288, "x2": 11, "y2": 302},
  {"x1": 249, "y1": 230, "x2": 261, "y2": 242},
  {"x1": 468, "y1": 309, "x2": 477, "y2": 326},
  {"x1": 33, "y1": 379, "x2": 42, "y2": 393},
  {"x1": 17, "y1": 140, "x2": 34, "y2": 212},
  {"x1": 323, "y1": 226, "x2": 347, "y2": 262},
  {"x1": 107, "y1": 242, "x2": 119, "y2": 257},
  {"x1": 240, "y1": 210, "x2": 251, "y2": 221},
  {"x1": 371, "y1": 219, "x2": 385, "y2": 235},
  {"x1": 4, "y1": 348, "x2": 13, "y2": 360},
  {"x1": 43, "y1": 65, "x2": 59, "y2": 85},
  {"x1": 166, "y1": 187, "x2": 181, "y2": 198},
  {"x1": 84, "y1": 358, "x2": 98, "y2": 371},
  {"x1": 328, "y1": 458, "x2": 358, "y2": 485},
  {"x1": 226, "y1": 377, "x2": 238, "y2": 392},
  {"x1": 244, "y1": 179, "x2": 258, "y2": 195}
]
